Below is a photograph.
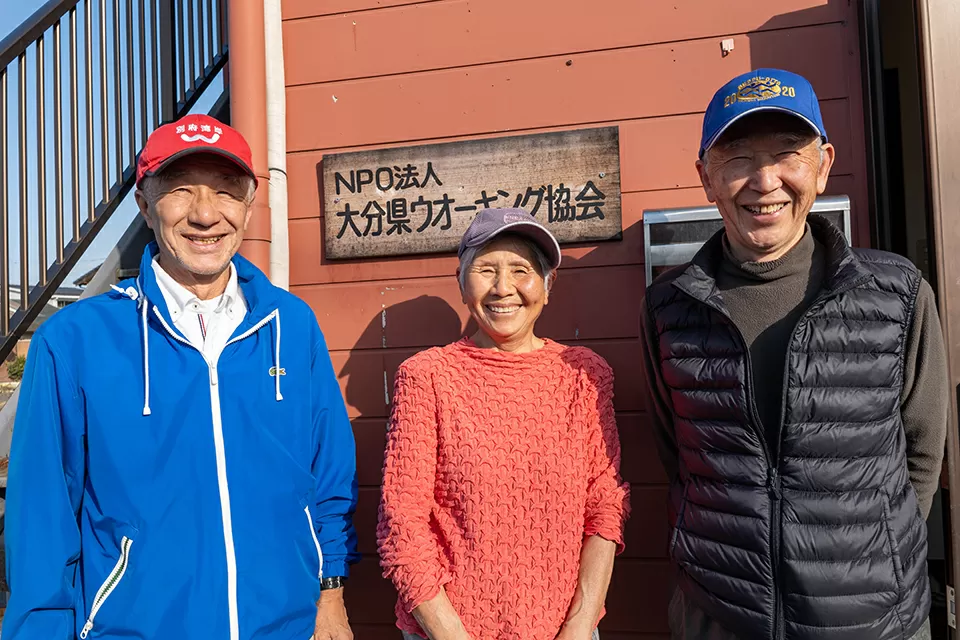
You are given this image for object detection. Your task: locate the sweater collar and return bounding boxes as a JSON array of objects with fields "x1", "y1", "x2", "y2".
[{"x1": 720, "y1": 225, "x2": 816, "y2": 283}]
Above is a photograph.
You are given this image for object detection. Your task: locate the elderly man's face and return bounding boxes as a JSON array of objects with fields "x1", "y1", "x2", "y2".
[
  {"x1": 136, "y1": 155, "x2": 253, "y2": 284},
  {"x1": 696, "y1": 113, "x2": 835, "y2": 262}
]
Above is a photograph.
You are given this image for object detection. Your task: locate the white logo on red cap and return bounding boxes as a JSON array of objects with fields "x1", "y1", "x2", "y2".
[
  {"x1": 180, "y1": 132, "x2": 221, "y2": 144},
  {"x1": 175, "y1": 124, "x2": 223, "y2": 144}
]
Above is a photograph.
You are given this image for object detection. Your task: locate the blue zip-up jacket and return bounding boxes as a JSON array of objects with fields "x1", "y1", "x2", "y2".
[{"x1": 2, "y1": 244, "x2": 359, "y2": 639}]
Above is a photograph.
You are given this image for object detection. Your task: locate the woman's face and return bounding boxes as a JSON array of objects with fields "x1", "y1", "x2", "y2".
[{"x1": 461, "y1": 236, "x2": 551, "y2": 350}]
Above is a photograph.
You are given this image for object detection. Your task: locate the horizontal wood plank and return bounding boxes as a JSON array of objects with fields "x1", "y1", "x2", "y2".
[
  {"x1": 283, "y1": 0, "x2": 433, "y2": 21},
  {"x1": 356, "y1": 486, "x2": 381, "y2": 555},
  {"x1": 350, "y1": 624, "x2": 405, "y2": 640},
  {"x1": 284, "y1": 0, "x2": 848, "y2": 85},
  {"x1": 332, "y1": 349, "x2": 411, "y2": 419},
  {"x1": 618, "y1": 413, "x2": 671, "y2": 486},
  {"x1": 286, "y1": 23, "x2": 850, "y2": 152},
  {"x1": 604, "y1": 559, "x2": 673, "y2": 632},
  {"x1": 623, "y1": 485, "x2": 670, "y2": 559},
  {"x1": 344, "y1": 556, "x2": 400, "y2": 625},
  {"x1": 286, "y1": 99, "x2": 854, "y2": 221},
  {"x1": 355, "y1": 417, "x2": 389, "y2": 486}
]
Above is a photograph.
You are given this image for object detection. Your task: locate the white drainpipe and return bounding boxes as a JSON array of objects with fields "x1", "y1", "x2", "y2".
[{"x1": 264, "y1": 0, "x2": 289, "y2": 290}]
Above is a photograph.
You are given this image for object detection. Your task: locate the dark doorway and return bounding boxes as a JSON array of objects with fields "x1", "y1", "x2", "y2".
[{"x1": 861, "y1": 0, "x2": 947, "y2": 636}]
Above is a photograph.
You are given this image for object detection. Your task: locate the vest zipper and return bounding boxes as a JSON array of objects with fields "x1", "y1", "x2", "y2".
[
  {"x1": 729, "y1": 320, "x2": 783, "y2": 640},
  {"x1": 768, "y1": 466, "x2": 783, "y2": 640}
]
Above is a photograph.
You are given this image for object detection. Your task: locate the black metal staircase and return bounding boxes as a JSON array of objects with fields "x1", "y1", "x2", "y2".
[{"x1": 0, "y1": 0, "x2": 230, "y2": 362}]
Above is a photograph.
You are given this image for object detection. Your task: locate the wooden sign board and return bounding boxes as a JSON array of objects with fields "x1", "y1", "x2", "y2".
[{"x1": 321, "y1": 127, "x2": 621, "y2": 260}]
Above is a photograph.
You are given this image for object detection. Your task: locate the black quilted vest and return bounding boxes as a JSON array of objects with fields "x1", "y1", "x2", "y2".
[{"x1": 646, "y1": 217, "x2": 929, "y2": 639}]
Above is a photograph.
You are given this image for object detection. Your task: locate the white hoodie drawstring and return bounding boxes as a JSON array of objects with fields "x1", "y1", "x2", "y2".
[
  {"x1": 112, "y1": 284, "x2": 152, "y2": 416},
  {"x1": 274, "y1": 310, "x2": 283, "y2": 402},
  {"x1": 118, "y1": 282, "x2": 282, "y2": 410},
  {"x1": 141, "y1": 296, "x2": 151, "y2": 416}
]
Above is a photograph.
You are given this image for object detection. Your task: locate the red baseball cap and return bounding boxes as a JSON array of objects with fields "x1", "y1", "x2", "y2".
[{"x1": 136, "y1": 114, "x2": 257, "y2": 187}]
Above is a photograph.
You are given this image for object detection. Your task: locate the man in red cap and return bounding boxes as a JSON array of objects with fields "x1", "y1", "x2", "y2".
[{"x1": 2, "y1": 115, "x2": 359, "y2": 640}]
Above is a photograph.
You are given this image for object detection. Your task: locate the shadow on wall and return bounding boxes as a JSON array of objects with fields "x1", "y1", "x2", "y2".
[
  {"x1": 336, "y1": 294, "x2": 473, "y2": 629},
  {"x1": 340, "y1": 294, "x2": 470, "y2": 414}
]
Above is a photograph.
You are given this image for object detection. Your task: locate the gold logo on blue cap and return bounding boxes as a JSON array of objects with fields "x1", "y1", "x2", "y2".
[{"x1": 724, "y1": 76, "x2": 797, "y2": 108}]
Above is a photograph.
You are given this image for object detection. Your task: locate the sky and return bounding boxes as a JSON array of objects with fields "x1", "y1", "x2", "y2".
[{"x1": 1, "y1": 0, "x2": 223, "y2": 289}]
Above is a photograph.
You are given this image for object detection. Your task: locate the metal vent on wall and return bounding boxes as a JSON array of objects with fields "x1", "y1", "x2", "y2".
[{"x1": 642, "y1": 195, "x2": 852, "y2": 285}]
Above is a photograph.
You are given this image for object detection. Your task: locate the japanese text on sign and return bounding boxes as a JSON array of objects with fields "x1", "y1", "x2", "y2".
[{"x1": 321, "y1": 127, "x2": 621, "y2": 259}]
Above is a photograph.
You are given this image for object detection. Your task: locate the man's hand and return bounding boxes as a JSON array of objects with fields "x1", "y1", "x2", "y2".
[{"x1": 312, "y1": 588, "x2": 353, "y2": 640}]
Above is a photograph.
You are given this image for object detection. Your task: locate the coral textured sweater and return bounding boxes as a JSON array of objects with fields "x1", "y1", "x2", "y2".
[{"x1": 377, "y1": 338, "x2": 630, "y2": 640}]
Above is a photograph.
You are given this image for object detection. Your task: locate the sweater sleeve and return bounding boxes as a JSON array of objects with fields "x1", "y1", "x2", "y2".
[
  {"x1": 582, "y1": 356, "x2": 631, "y2": 553},
  {"x1": 900, "y1": 279, "x2": 948, "y2": 518},
  {"x1": 376, "y1": 359, "x2": 451, "y2": 612}
]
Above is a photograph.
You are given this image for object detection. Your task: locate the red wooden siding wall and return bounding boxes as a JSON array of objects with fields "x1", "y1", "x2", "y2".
[{"x1": 281, "y1": 1, "x2": 870, "y2": 637}]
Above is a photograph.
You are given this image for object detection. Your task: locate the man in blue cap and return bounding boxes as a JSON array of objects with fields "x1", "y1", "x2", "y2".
[{"x1": 639, "y1": 69, "x2": 946, "y2": 639}]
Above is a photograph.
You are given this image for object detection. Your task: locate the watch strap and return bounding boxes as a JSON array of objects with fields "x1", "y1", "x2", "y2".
[{"x1": 320, "y1": 576, "x2": 347, "y2": 590}]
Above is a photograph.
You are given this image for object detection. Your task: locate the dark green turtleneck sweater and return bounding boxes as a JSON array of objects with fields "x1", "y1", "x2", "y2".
[
  {"x1": 716, "y1": 228, "x2": 826, "y2": 451},
  {"x1": 641, "y1": 226, "x2": 948, "y2": 517}
]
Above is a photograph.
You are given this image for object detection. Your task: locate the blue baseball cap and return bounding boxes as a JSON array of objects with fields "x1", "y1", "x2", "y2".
[{"x1": 699, "y1": 68, "x2": 827, "y2": 158}]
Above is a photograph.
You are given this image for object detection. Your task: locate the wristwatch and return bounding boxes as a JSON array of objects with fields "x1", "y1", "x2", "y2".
[{"x1": 320, "y1": 576, "x2": 347, "y2": 590}]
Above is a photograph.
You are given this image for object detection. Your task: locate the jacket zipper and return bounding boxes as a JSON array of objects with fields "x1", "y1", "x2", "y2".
[
  {"x1": 304, "y1": 505, "x2": 324, "y2": 579},
  {"x1": 729, "y1": 318, "x2": 784, "y2": 640},
  {"x1": 79, "y1": 536, "x2": 133, "y2": 639},
  {"x1": 152, "y1": 305, "x2": 279, "y2": 640}
]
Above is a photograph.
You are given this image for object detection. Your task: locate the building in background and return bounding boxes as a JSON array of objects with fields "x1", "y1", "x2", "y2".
[{"x1": 258, "y1": 1, "x2": 947, "y2": 638}]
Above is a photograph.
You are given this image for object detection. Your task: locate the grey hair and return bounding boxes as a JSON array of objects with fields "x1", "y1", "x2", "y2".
[
  {"x1": 458, "y1": 235, "x2": 554, "y2": 292},
  {"x1": 138, "y1": 171, "x2": 256, "y2": 205}
]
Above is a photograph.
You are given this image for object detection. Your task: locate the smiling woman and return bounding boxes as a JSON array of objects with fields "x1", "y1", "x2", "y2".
[
  {"x1": 376, "y1": 207, "x2": 631, "y2": 640},
  {"x1": 458, "y1": 234, "x2": 552, "y2": 353}
]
